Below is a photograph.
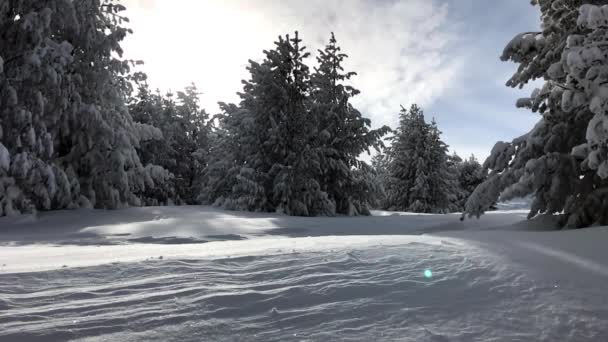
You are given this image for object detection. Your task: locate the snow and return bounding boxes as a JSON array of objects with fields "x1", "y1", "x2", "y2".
[
  {"x1": 0, "y1": 235, "x2": 444, "y2": 274},
  {"x1": 0, "y1": 206, "x2": 530, "y2": 248},
  {"x1": 1, "y1": 206, "x2": 607, "y2": 341},
  {"x1": 578, "y1": 5, "x2": 608, "y2": 29},
  {"x1": 0, "y1": 142, "x2": 9, "y2": 172},
  {"x1": 133, "y1": 122, "x2": 163, "y2": 142}
]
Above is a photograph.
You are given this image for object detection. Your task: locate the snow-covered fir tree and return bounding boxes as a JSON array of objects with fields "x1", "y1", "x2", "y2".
[
  {"x1": 310, "y1": 33, "x2": 390, "y2": 215},
  {"x1": 381, "y1": 105, "x2": 426, "y2": 211},
  {"x1": 464, "y1": 1, "x2": 608, "y2": 227},
  {"x1": 130, "y1": 81, "x2": 209, "y2": 204},
  {"x1": 199, "y1": 102, "x2": 248, "y2": 207},
  {"x1": 425, "y1": 119, "x2": 460, "y2": 212},
  {"x1": 204, "y1": 32, "x2": 388, "y2": 216},
  {"x1": 450, "y1": 154, "x2": 485, "y2": 211},
  {"x1": 0, "y1": 0, "x2": 168, "y2": 215},
  {"x1": 380, "y1": 105, "x2": 458, "y2": 213},
  {"x1": 174, "y1": 85, "x2": 210, "y2": 203},
  {"x1": 371, "y1": 152, "x2": 392, "y2": 209},
  {"x1": 206, "y1": 32, "x2": 325, "y2": 215}
]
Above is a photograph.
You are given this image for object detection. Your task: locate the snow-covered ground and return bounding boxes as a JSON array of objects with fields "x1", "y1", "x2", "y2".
[{"x1": 1, "y1": 206, "x2": 607, "y2": 341}]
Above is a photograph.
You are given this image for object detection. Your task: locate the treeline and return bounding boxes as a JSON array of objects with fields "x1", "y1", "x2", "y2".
[
  {"x1": 0, "y1": 0, "x2": 476, "y2": 217},
  {"x1": 4, "y1": 1, "x2": 608, "y2": 227}
]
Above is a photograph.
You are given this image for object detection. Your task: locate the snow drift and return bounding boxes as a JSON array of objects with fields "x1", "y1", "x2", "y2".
[{"x1": 0, "y1": 206, "x2": 607, "y2": 341}]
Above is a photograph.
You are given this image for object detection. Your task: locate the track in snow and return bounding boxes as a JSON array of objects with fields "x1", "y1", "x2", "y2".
[{"x1": 1, "y1": 240, "x2": 606, "y2": 342}]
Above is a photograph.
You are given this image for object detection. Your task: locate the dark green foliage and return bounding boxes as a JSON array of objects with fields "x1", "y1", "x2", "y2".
[
  {"x1": 130, "y1": 82, "x2": 210, "y2": 204},
  {"x1": 377, "y1": 105, "x2": 460, "y2": 213},
  {"x1": 311, "y1": 33, "x2": 391, "y2": 215},
  {"x1": 203, "y1": 32, "x2": 389, "y2": 216},
  {"x1": 464, "y1": 0, "x2": 608, "y2": 228},
  {"x1": 0, "y1": 0, "x2": 170, "y2": 215},
  {"x1": 450, "y1": 154, "x2": 485, "y2": 211}
]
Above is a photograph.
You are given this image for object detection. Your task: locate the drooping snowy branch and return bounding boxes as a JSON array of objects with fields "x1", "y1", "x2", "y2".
[{"x1": 465, "y1": 1, "x2": 608, "y2": 227}]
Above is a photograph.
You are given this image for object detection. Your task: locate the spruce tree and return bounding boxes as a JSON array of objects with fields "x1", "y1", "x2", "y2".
[
  {"x1": 128, "y1": 82, "x2": 177, "y2": 205},
  {"x1": 426, "y1": 119, "x2": 459, "y2": 212},
  {"x1": 381, "y1": 105, "x2": 457, "y2": 213},
  {"x1": 174, "y1": 84, "x2": 210, "y2": 203},
  {"x1": 0, "y1": 0, "x2": 167, "y2": 215},
  {"x1": 464, "y1": 1, "x2": 608, "y2": 227},
  {"x1": 310, "y1": 33, "x2": 390, "y2": 215},
  {"x1": 371, "y1": 152, "x2": 392, "y2": 209},
  {"x1": 204, "y1": 32, "x2": 388, "y2": 216},
  {"x1": 129, "y1": 81, "x2": 209, "y2": 204},
  {"x1": 207, "y1": 32, "x2": 332, "y2": 215},
  {"x1": 383, "y1": 105, "x2": 424, "y2": 211},
  {"x1": 450, "y1": 154, "x2": 485, "y2": 211},
  {"x1": 199, "y1": 102, "x2": 249, "y2": 207}
]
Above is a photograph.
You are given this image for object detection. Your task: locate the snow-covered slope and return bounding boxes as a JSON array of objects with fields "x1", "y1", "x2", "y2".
[
  {"x1": 0, "y1": 206, "x2": 607, "y2": 341},
  {"x1": 0, "y1": 206, "x2": 533, "y2": 246}
]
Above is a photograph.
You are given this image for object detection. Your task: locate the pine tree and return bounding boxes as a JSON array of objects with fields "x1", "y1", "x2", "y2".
[
  {"x1": 206, "y1": 32, "x2": 331, "y2": 215},
  {"x1": 129, "y1": 81, "x2": 209, "y2": 204},
  {"x1": 199, "y1": 102, "x2": 249, "y2": 207},
  {"x1": 451, "y1": 154, "x2": 485, "y2": 211},
  {"x1": 426, "y1": 120, "x2": 459, "y2": 213},
  {"x1": 175, "y1": 84, "x2": 210, "y2": 203},
  {"x1": 129, "y1": 81, "x2": 168, "y2": 168},
  {"x1": 0, "y1": 0, "x2": 168, "y2": 215},
  {"x1": 381, "y1": 105, "x2": 456, "y2": 213},
  {"x1": 383, "y1": 105, "x2": 423, "y2": 211},
  {"x1": 128, "y1": 81, "x2": 176, "y2": 205},
  {"x1": 406, "y1": 112, "x2": 434, "y2": 213},
  {"x1": 371, "y1": 152, "x2": 392, "y2": 209},
  {"x1": 310, "y1": 33, "x2": 390, "y2": 215},
  {"x1": 204, "y1": 32, "x2": 388, "y2": 216},
  {"x1": 464, "y1": 1, "x2": 608, "y2": 227}
]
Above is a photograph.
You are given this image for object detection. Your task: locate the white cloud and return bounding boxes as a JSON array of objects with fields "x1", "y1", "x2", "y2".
[
  {"x1": 123, "y1": 0, "x2": 157, "y2": 11},
  {"x1": 120, "y1": 0, "x2": 464, "y2": 131}
]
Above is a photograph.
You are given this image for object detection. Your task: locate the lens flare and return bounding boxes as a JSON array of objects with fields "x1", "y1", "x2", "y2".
[{"x1": 424, "y1": 269, "x2": 433, "y2": 278}]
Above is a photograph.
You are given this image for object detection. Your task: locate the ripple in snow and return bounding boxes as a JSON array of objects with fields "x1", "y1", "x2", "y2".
[{"x1": 0, "y1": 243, "x2": 606, "y2": 341}]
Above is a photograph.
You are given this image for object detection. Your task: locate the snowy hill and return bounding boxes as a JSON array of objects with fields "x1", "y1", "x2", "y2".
[{"x1": 1, "y1": 206, "x2": 607, "y2": 341}]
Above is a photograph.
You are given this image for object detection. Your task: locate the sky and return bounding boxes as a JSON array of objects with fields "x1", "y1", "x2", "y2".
[{"x1": 120, "y1": 0, "x2": 541, "y2": 161}]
